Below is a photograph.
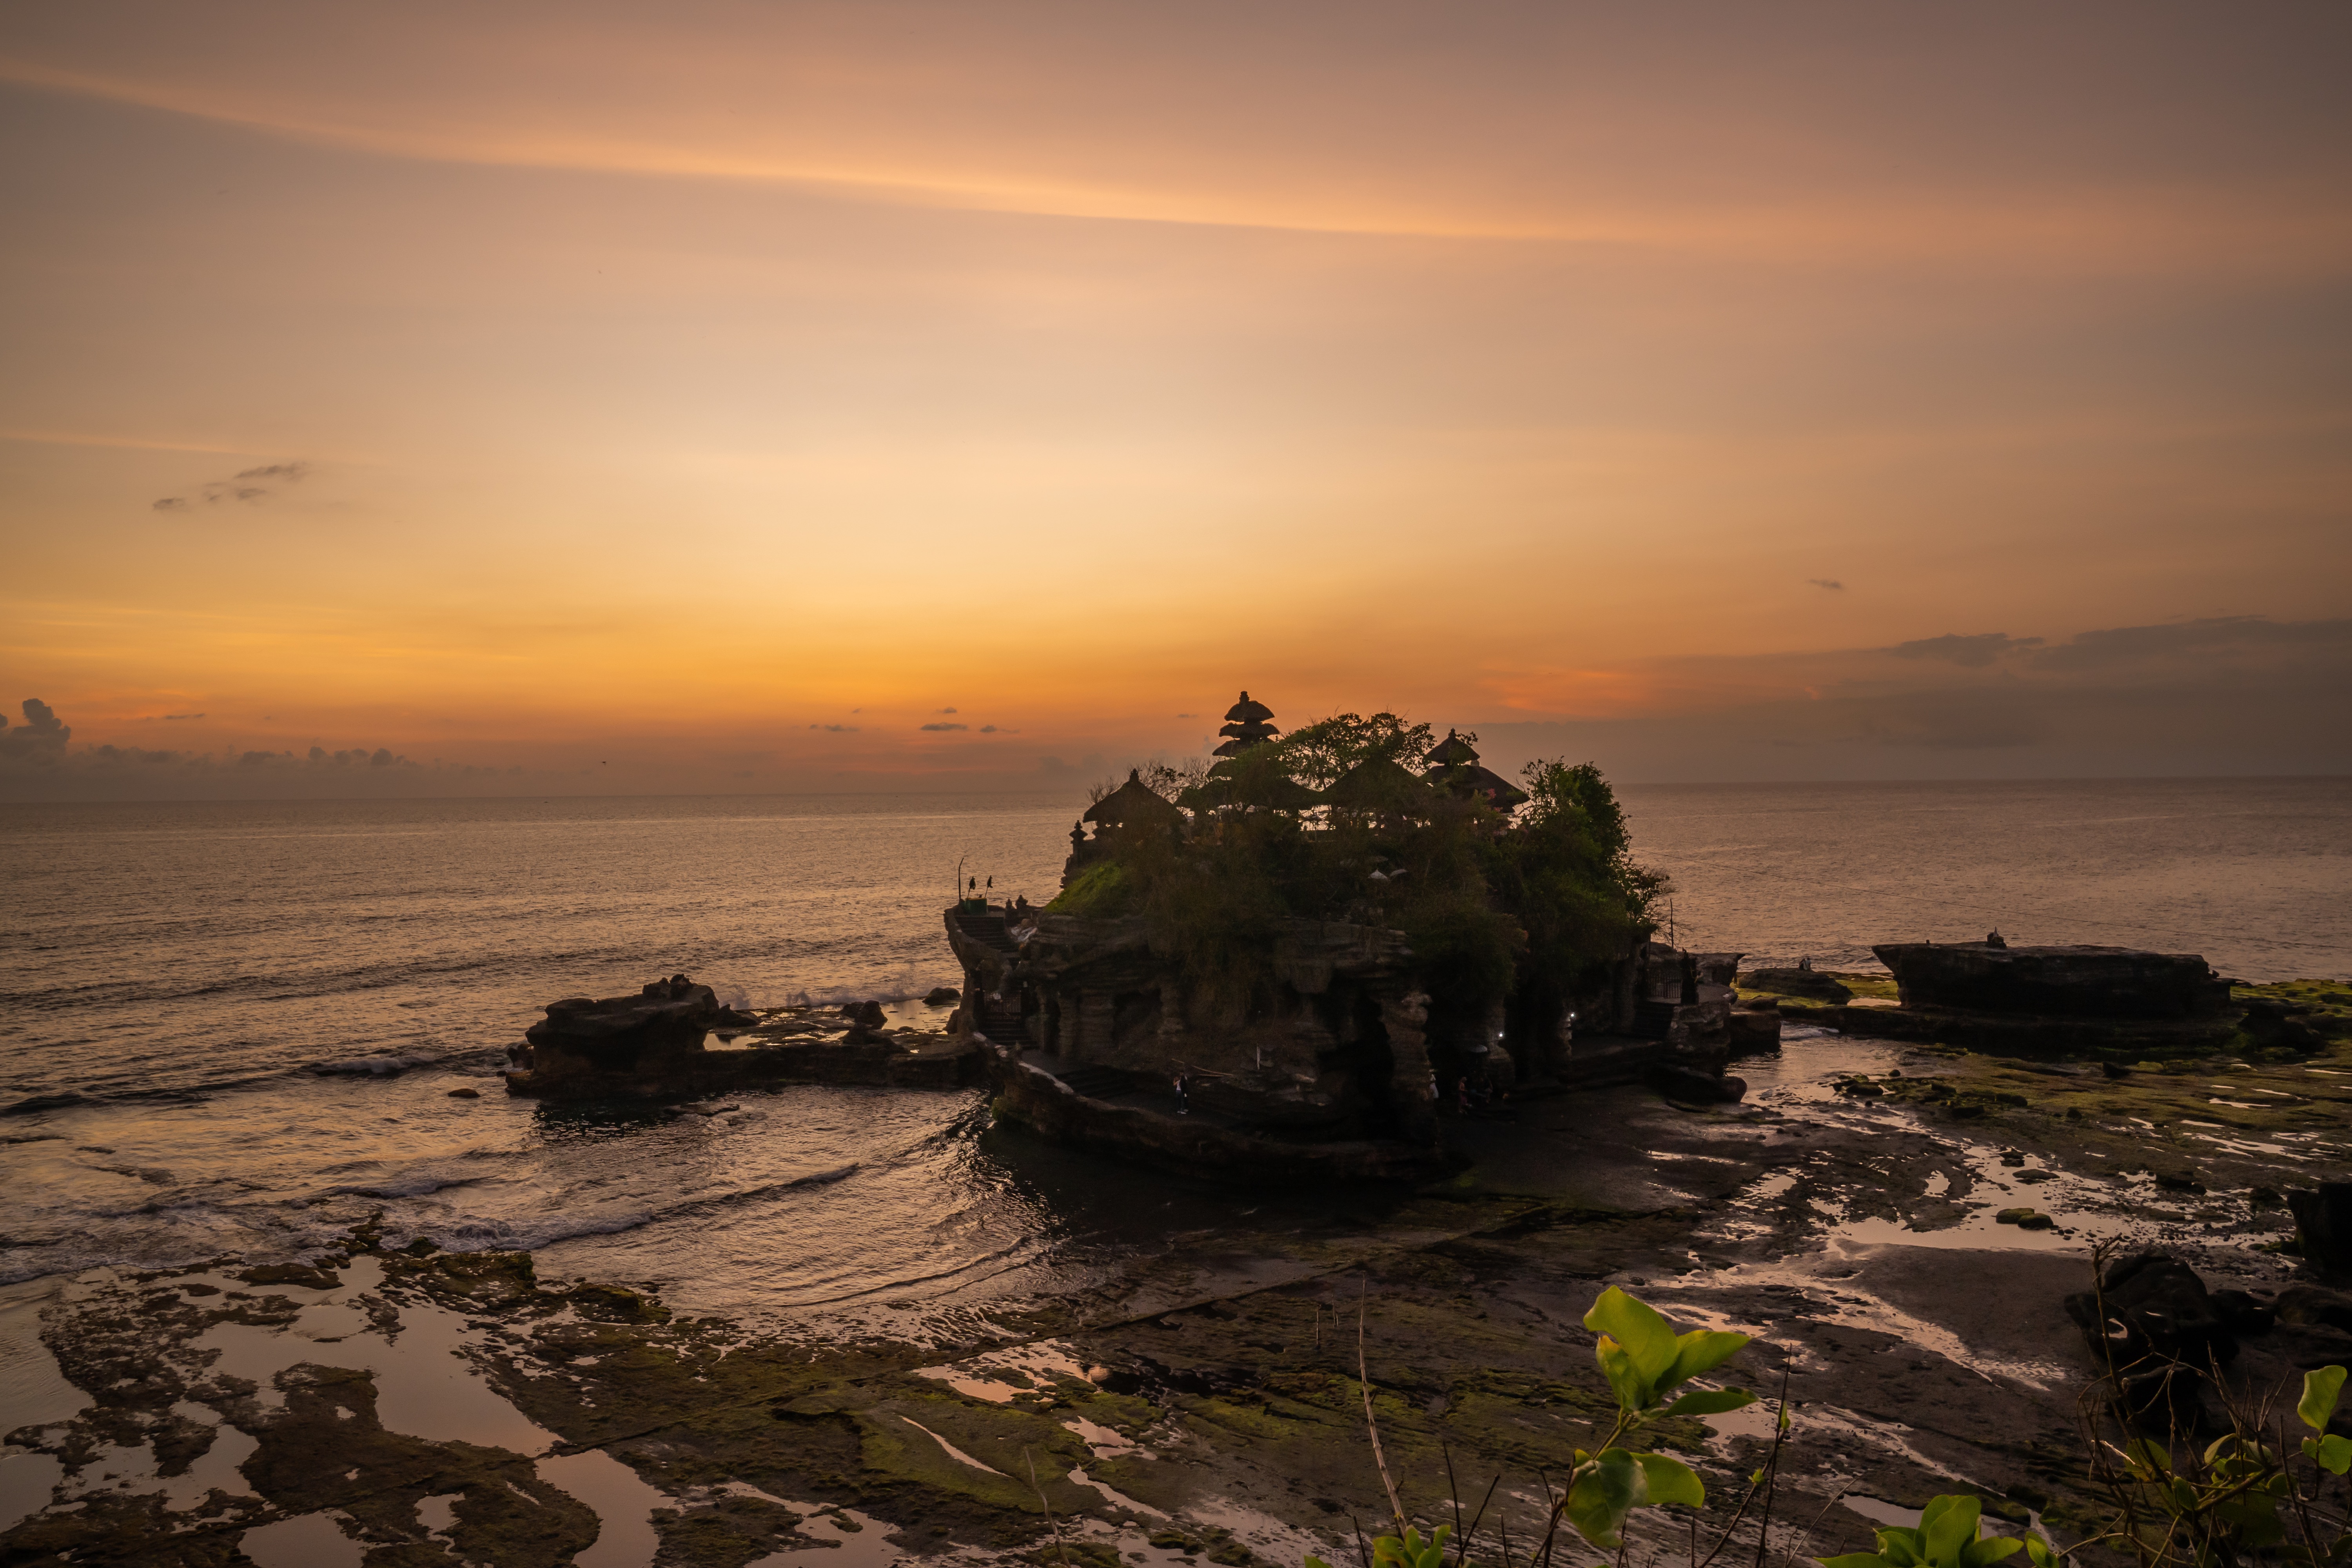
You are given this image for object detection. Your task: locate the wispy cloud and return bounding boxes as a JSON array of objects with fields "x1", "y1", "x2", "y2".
[
  {"x1": 153, "y1": 460, "x2": 314, "y2": 513},
  {"x1": 1887, "y1": 632, "x2": 2043, "y2": 668},
  {"x1": 919, "y1": 722, "x2": 968, "y2": 731}
]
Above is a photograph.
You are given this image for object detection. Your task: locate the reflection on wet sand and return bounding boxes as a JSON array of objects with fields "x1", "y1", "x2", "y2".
[{"x1": 3, "y1": 1020, "x2": 2347, "y2": 1565}]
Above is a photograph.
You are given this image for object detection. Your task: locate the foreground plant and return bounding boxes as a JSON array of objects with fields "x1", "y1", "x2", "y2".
[
  {"x1": 1557, "y1": 1286, "x2": 1759, "y2": 1551},
  {"x1": 1314, "y1": 1284, "x2": 1770, "y2": 1568},
  {"x1": 1818, "y1": 1494, "x2": 2034, "y2": 1568}
]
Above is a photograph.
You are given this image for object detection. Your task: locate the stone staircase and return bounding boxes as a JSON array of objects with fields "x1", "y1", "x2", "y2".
[{"x1": 951, "y1": 909, "x2": 1020, "y2": 956}]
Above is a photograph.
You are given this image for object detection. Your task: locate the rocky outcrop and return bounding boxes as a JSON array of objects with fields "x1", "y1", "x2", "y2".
[
  {"x1": 1648, "y1": 1063, "x2": 1747, "y2": 1105},
  {"x1": 507, "y1": 978, "x2": 981, "y2": 1099},
  {"x1": 2288, "y1": 1183, "x2": 2352, "y2": 1278},
  {"x1": 2064, "y1": 1250, "x2": 2352, "y2": 1436},
  {"x1": 522, "y1": 975, "x2": 750, "y2": 1081},
  {"x1": 2064, "y1": 1250, "x2": 2236, "y2": 1371},
  {"x1": 1873, "y1": 942, "x2": 2229, "y2": 1019},
  {"x1": 1815, "y1": 942, "x2": 2240, "y2": 1054}
]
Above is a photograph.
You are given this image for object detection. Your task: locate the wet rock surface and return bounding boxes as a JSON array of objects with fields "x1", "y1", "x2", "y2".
[
  {"x1": 7, "y1": 986, "x2": 2351, "y2": 1567},
  {"x1": 507, "y1": 987, "x2": 982, "y2": 1100},
  {"x1": 1874, "y1": 943, "x2": 2231, "y2": 1020}
]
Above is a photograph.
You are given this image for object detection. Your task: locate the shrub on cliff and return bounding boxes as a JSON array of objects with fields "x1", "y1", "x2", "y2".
[
  {"x1": 1068, "y1": 713, "x2": 1662, "y2": 1025},
  {"x1": 1487, "y1": 758, "x2": 1667, "y2": 998}
]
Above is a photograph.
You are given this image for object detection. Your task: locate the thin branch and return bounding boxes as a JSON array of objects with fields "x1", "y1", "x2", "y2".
[
  {"x1": 1446, "y1": 1443, "x2": 1465, "y2": 1562},
  {"x1": 1463, "y1": 1472, "x2": 1503, "y2": 1559},
  {"x1": 1025, "y1": 1448, "x2": 1069, "y2": 1568},
  {"x1": 1360, "y1": 1277, "x2": 1407, "y2": 1532}
]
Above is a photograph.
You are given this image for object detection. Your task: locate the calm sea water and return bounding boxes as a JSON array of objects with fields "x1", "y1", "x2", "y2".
[{"x1": 2, "y1": 778, "x2": 2344, "y2": 1317}]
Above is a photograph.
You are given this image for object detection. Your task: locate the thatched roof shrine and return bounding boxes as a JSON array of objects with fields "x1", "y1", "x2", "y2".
[
  {"x1": 1423, "y1": 728, "x2": 1481, "y2": 767},
  {"x1": 1436, "y1": 763, "x2": 1530, "y2": 810},
  {"x1": 1322, "y1": 755, "x2": 1436, "y2": 812},
  {"x1": 1180, "y1": 762, "x2": 1324, "y2": 813},
  {"x1": 1083, "y1": 768, "x2": 1183, "y2": 828}
]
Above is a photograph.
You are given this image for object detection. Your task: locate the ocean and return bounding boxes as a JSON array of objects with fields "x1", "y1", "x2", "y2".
[{"x1": 2, "y1": 776, "x2": 2346, "y2": 1318}]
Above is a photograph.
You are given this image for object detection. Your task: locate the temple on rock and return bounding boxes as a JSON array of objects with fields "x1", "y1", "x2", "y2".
[{"x1": 946, "y1": 691, "x2": 1757, "y2": 1179}]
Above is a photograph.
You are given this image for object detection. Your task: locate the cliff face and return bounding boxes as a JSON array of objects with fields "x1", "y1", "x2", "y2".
[
  {"x1": 1872, "y1": 942, "x2": 2230, "y2": 1020},
  {"x1": 945, "y1": 903, "x2": 1443, "y2": 1142},
  {"x1": 943, "y1": 899, "x2": 1742, "y2": 1172}
]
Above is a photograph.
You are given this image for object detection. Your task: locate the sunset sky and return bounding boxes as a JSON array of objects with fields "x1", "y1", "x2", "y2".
[{"x1": 4, "y1": 1, "x2": 2347, "y2": 797}]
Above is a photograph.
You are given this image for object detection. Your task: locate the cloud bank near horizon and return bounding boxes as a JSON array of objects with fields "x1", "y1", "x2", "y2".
[
  {"x1": 3, "y1": 2, "x2": 2346, "y2": 780},
  {"x1": 6, "y1": 615, "x2": 2344, "y2": 802}
]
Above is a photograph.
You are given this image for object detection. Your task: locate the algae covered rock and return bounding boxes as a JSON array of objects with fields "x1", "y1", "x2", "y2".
[
  {"x1": 1874, "y1": 942, "x2": 2228, "y2": 1020},
  {"x1": 1741, "y1": 967, "x2": 1854, "y2": 1003}
]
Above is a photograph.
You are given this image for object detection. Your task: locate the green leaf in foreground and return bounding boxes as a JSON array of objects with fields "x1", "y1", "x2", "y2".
[
  {"x1": 1586, "y1": 1287, "x2": 1680, "y2": 1391},
  {"x1": 1634, "y1": 1451, "x2": 1706, "y2": 1507},
  {"x1": 1664, "y1": 1328, "x2": 1751, "y2": 1390},
  {"x1": 1661, "y1": 1387, "x2": 1757, "y2": 1417},
  {"x1": 1565, "y1": 1448, "x2": 1644, "y2": 1550},
  {"x1": 2304, "y1": 1432, "x2": 2352, "y2": 1477},
  {"x1": 2300, "y1": 1365, "x2": 2347, "y2": 1435},
  {"x1": 1816, "y1": 1493, "x2": 2029, "y2": 1568}
]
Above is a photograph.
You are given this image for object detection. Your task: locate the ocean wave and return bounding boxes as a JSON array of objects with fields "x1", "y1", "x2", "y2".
[
  {"x1": 767, "y1": 964, "x2": 958, "y2": 1010},
  {"x1": 307, "y1": 1053, "x2": 436, "y2": 1077},
  {"x1": 406, "y1": 1206, "x2": 664, "y2": 1254},
  {"x1": 325, "y1": 1172, "x2": 495, "y2": 1200},
  {"x1": 1, "y1": 1092, "x2": 90, "y2": 1118},
  {"x1": 381, "y1": 1163, "x2": 867, "y2": 1255}
]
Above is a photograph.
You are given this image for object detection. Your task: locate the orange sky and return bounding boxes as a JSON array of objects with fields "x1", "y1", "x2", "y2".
[{"x1": 3, "y1": 1, "x2": 2348, "y2": 795}]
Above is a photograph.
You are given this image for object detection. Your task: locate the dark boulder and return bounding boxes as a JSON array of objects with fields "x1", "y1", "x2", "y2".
[
  {"x1": 923, "y1": 986, "x2": 962, "y2": 1006},
  {"x1": 1648, "y1": 1064, "x2": 1746, "y2": 1104},
  {"x1": 2063, "y1": 1250, "x2": 2237, "y2": 1372},
  {"x1": 522, "y1": 974, "x2": 753, "y2": 1080},
  {"x1": 2274, "y1": 1283, "x2": 2352, "y2": 1336},
  {"x1": 2241, "y1": 1285, "x2": 2352, "y2": 1430},
  {"x1": 2245, "y1": 998, "x2": 2330, "y2": 1053},
  {"x1": 2209, "y1": 1289, "x2": 2275, "y2": 1337},
  {"x1": 839, "y1": 999, "x2": 891, "y2": 1043},
  {"x1": 1873, "y1": 942, "x2": 2228, "y2": 1020},
  {"x1": 2287, "y1": 1183, "x2": 2352, "y2": 1277}
]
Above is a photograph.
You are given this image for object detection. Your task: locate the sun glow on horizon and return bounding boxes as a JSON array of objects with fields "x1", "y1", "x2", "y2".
[{"x1": 3, "y1": 1, "x2": 2348, "y2": 795}]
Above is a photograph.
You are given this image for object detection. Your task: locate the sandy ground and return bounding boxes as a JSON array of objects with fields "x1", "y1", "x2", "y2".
[{"x1": 5, "y1": 1009, "x2": 2349, "y2": 1568}]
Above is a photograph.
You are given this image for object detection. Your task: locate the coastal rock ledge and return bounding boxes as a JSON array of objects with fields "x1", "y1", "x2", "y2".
[
  {"x1": 521, "y1": 973, "x2": 751, "y2": 1085},
  {"x1": 1831, "y1": 941, "x2": 2236, "y2": 1053},
  {"x1": 1875, "y1": 942, "x2": 2230, "y2": 1018},
  {"x1": 506, "y1": 975, "x2": 983, "y2": 1099}
]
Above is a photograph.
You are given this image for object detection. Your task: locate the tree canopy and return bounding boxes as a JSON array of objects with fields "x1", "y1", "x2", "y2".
[{"x1": 1056, "y1": 712, "x2": 1663, "y2": 1015}]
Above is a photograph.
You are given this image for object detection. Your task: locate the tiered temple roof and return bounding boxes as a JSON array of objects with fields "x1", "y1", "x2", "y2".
[{"x1": 1212, "y1": 691, "x2": 1279, "y2": 758}]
